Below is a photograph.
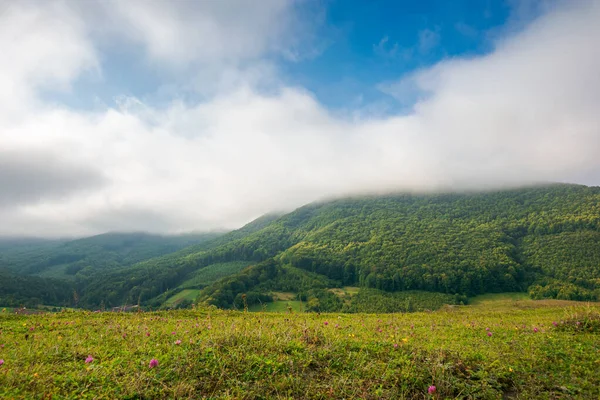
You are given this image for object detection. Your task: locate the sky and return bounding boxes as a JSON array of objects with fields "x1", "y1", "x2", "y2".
[{"x1": 1, "y1": 0, "x2": 599, "y2": 237}]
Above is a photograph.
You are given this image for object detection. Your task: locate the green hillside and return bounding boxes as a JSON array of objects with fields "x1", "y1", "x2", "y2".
[
  {"x1": 3, "y1": 184, "x2": 600, "y2": 311},
  {"x1": 0, "y1": 232, "x2": 222, "y2": 280},
  {"x1": 0, "y1": 232, "x2": 222, "y2": 308},
  {"x1": 0, "y1": 268, "x2": 73, "y2": 307},
  {"x1": 197, "y1": 184, "x2": 600, "y2": 311}
]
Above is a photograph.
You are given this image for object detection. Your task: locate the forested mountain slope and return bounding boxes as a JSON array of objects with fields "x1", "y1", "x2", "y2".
[
  {"x1": 3, "y1": 184, "x2": 599, "y2": 310},
  {"x1": 197, "y1": 184, "x2": 600, "y2": 310},
  {"x1": 76, "y1": 214, "x2": 283, "y2": 307},
  {"x1": 0, "y1": 232, "x2": 222, "y2": 279},
  {"x1": 0, "y1": 232, "x2": 222, "y2": 307}
]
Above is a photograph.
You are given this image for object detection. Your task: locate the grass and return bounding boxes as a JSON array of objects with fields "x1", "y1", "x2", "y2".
[
  {"x1": 248, "y1": 300, "x2": 305, "y2": 312},
  {"x1": 178, "y1": 261, "x2": 253, "y2": 289},
  {"x1": 0, "y1": 298, "x2": 599, "y2": 399},
  {"x1": 468, "y1": 292, "x2": 530, "y2": 305},
  {"x1": 164, "y1": 290, "x2": 202, "y2": 307}
]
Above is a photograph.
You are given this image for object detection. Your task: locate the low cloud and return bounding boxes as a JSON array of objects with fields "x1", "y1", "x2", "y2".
[
  {"x1": 0, "y1": 0, "x2": 599, "y2": 237},
  {"x1": 0, "y1": 150, "x2": 106, "y2": 208}
]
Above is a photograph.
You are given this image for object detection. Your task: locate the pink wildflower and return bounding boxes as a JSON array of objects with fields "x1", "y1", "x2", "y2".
[
  {"x1": 146, "y1": 332, "x2": 150, "y2": 337},
  {"x1": 171, "y1": 331, "x2": 176, "y2": 335},
  {"x1": 393, "y1": 343, "x2": 399, "y2": 348},
  {"x1": 175, "y1": 340, "x2": 182, "y2": 345},
  {"x1": 0, "y1": 359, "x2": 4, "y2": 366},
  {"x1": 487, "y1": 332, "x2": 492, "y2": 337},
  {"x1": 324, "y1": 321, "x2": 328, "y2": 326},
  {"x1": 552, "y1": 321, "x2": 557, "y2": 327},
  {"x1": 149, "y1": 359, "x2": 158, "y2": 368},
  {"x1": 533, "y1": 327, "x2": 538, "y2": 333},
  {"x1": 85, "y1": 355, "x2": 94, "y2": 364},
  {"x1": 428, "y1": 385, "x2": 436, "y2": 394},
  {"x1": 485, "y1": 327, "x2": 490, "y2": 331}
]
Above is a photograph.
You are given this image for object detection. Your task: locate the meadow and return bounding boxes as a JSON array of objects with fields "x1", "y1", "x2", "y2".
[{"x1": 0, "y1": 297, "x2": 598, "y2": 399}]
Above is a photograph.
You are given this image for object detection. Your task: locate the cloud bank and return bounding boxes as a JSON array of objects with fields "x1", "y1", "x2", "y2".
[{"x1": 0, "y1": 0, "x2": 599, "y2": 236}]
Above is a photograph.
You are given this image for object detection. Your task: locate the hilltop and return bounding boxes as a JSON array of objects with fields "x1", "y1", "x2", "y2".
[
  {"x1": 8, "y1": 183, "x2": 588, "y2": 311},
  {"x1": 1, "y1": 184, "x2": 599, "y2": 310}
]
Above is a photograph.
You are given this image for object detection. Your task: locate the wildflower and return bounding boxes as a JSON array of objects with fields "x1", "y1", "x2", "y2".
[
  {"x1": 175, "y1": 340, "x2": 182, "y2": 345},
  {"x1": 533, "y1": 327, "x2": 538, "y2": 333},
  {"x1": 428, "y1": 385, "x2": 436, "y2": 394},
  {"x1": 149, "y1": 358, "x2": 158, "y2": 368},
  {"x1": 0, "y1": 359, "x2": 4, "y2": 366},
  {"x1": 552, "y1": 321, "x2": 557, "y2": 327},
  {"x1": 402, "y1": 337, "x2": 408, "y2": 343},
  {"x1": 509, "y1": 367, "x2": 513, "y2": 372},
  {"x1": 146, "y1": 332, "x2": 150, "y2": 337},
  {"x1": 171, "y1": 331, "x2": 176, "y2": 335},
  {"x1": 324, "y1": 321, "x2": 328, "y2": 326},
  {"x1": 485, "y1": 327, "x2": 490, "y2": 331},
  {"x1": 85, "y1": 355, "x2": 94, "y2": 364},
  {"x1": 487, "y1": 332, "x2": 492, "y2": 337},
  {"x1": 393, "y1": 343, "x2": 399, "y2": 348}
]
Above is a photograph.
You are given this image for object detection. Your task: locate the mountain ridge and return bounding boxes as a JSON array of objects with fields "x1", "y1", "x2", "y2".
[{"x1": 1, "y1": 184, "x2": 599, "y2": 310}]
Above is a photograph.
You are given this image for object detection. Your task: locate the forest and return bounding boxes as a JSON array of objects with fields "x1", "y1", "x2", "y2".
[{"x1": 1, "y1": 184, "x2": 599, "y2": 311}]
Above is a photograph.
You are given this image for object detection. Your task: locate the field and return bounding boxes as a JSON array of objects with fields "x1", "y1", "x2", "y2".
[
  {"x1": 248, "y1": 300, "x2": 305, "y2": 312},
  {"x1": 178, "y1": 261, "x2": 253, "y2": 289},
  {"x1": 0, "y1": 299, "x2": 599, "y2": 399},
  {"x1": 164, "y1": 290, "x2": 203, "y2": 308}
]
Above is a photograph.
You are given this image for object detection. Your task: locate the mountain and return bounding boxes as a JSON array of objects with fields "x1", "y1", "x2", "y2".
[
  {"x1": 0, "y1": 232, "x2": 222, "y2": 307},
  {"x1": 196, "y1": 184, "x2": 600, "y2": 311},
  {"x1": 2, "y1": 184, "x2": 599, "y2": 311},
  {"x1": 0, "y1": 231, "x2": 222, "y2": 279},
  {"x1": 72, "y1": 183, "x2": 600, "y2": 310},
  {"x1": 76, "y1": 214, "x2": 283, "y2": 308}
]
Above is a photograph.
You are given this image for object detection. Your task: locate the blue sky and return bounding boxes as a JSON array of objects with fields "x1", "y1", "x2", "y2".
[
  {"x1": 2, "y1": 0, "x2": 599, "y2": 236},
  {"x1": 54, "y1": 0, "x2": 535, "y2": 113},
  {"x1": 284, "y1": 0, "x2": 515, "y2": 109}
]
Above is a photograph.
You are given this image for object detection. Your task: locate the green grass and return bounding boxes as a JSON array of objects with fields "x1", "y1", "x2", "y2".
[
  {"x1": 469, "y1": 292, "x2": 530, "y2": 305},
  {"x1": 0, "y1": 299, "x2": 599, "y2": 399},
  {"x1": 248, "y1": 300, "x2": 304, "y2": 312},
  {"x1": 164, "y1": 290, "x2": 202, "y2": 307},
  {"x1": 178, "y1": 261, "x2": 253, "y2": 289}
]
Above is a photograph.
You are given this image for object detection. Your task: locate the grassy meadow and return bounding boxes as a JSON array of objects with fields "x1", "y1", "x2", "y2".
[{"x1": 0, "y1": 298, "x2": 599, "y2": 399}]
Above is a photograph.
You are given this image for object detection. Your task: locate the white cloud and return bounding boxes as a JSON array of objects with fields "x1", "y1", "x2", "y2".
[
  {"x1": 77, "y1": 0, "x2": 318, "y2": 67},
  {"x1": 0, "y1": 0, "x2": 599, "y2": 237},
  {"x1": 0, "y1": 0, "x2": 97, "y2": 114}
]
